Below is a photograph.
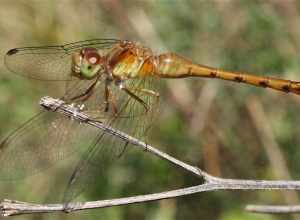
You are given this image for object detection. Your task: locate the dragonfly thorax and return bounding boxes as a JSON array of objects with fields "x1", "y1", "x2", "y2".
[{"x1": 71, "y1": 48, "x2": 106, "y2": 79}]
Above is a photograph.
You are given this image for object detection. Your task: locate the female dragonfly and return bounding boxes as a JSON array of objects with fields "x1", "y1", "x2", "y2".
[{"x1": 1, "y1": 39, "x2": 300, "y2": 204}]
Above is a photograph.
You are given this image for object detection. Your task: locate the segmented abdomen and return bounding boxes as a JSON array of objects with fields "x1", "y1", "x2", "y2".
[
  {"x1": 154, "y1": 53, "x2": 200, "y2": 78},
  {"x1": 154, "y1": 52, "x2": 300, "y2": 95}
]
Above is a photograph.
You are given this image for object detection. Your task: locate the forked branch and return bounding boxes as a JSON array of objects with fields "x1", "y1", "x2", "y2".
[{"x1": 1, "y1": 96, "x2": 300, "y2": 217}]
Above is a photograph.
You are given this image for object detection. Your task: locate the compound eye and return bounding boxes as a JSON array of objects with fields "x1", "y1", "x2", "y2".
[
  {"x1": 80, "y1": 48, "x2": 101, "y2": 64},
  {"x1": 86, "y1": 52, "x2": 100, "y2": 65},
  {"x1": 81, "y1": 47, "x2": 96, "y2": 54}
]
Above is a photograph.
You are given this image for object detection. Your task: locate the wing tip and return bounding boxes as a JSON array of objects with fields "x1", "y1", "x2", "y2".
[{"x1": 6, "y1": 48, "x2": 19, "y2": 56}]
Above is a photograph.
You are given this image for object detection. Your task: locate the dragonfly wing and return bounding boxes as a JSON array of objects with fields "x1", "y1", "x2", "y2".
[
  {"x1": 62, "y1": 112, "x2": 145, "y2": 205},
  {"x1": 0, "y1": 110, "x2": 99, "y2": 181},
  {"x1": 4, "y1": 39, "x2": 120, "y2": 81},
  {"x1": 5, "y1": 48, "x2": 72, "y2": 81},
  {"x1": 61, "y1": 77, "x2": 159, "y2": 203},
  {"x1": 62, "y1": 131, "x2": 117, "y2": 205}
]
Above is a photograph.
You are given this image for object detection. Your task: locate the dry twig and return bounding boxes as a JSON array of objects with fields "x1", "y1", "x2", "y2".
[
  {"x1": 1, "y1": 96, "x2": 300, "y2": 217},
  {"x1": 246, "y1": 204, "x2": 300, "y2": 214}
]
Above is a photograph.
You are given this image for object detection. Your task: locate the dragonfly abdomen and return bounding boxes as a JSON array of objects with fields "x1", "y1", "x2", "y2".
[
  {"x1": 154, "y1": 53, "x2": 218, "y2": 78},
  {"x1": 219, "y1": 71, "x2": 300, "y2": 94},
  {"x1": 154, "y1": 52, "x2": 300, "y2": 95},
  {"x1": 154, "y1": 53, "x2": 198, "y2": 78}
]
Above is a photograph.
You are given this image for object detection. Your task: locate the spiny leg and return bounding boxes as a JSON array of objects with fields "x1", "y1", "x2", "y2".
[
  {"x1": 84, "y1": 86, "x2": 119, "y2": 119},
  {"x1": 129, "y1": 88, "x2": 160, "y2": 104},
  {"x1": 110, "y1": 91, "x2": 119, "y2": 115},
  {"x1": 68, "y1": 79, "x2": 98, "y2": 102},
  {"x1": 104, "y1": 83, "x2": 110, "y2": 112},
  {"x1": 104, "y1": 85, "x2": 119, "y2": 115},
  {"x1": 120, "y1": 86, "x2": 149, "y2": 112}
]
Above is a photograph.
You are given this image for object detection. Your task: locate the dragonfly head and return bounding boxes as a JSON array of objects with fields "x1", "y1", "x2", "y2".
[{"x1": 72, "y1": 48, "x2": 105, "y2": 79}]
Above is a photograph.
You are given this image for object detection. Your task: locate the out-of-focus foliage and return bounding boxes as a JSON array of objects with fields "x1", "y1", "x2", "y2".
[{"x1": 0, "y1": 1, "x2": 300, "y2": 220}]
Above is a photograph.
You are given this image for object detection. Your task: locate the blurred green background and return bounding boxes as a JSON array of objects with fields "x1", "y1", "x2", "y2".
[{"x1": 1, "y1": 0, "x2": 300, "y2": 220}]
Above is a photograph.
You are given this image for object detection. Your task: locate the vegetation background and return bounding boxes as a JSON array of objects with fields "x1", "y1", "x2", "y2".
[{"x1": 0, "y1": 0, "x2": 300, "y2": 220}]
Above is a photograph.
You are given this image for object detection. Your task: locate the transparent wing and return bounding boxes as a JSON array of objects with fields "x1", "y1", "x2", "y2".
[
  {"x1": 62, "y1": 76, "x2": 159, "y2": 204},
  {"x1": 0, "y1": 110, "x2": 99, "y2": 181},
  {"x1": 4, "y1": 39, "x2": 120, "y2": 81}
]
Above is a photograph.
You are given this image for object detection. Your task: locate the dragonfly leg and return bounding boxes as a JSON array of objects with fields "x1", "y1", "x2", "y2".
[
  {"x1": 104, "y1": 84, "x2": 110, "y2": 112},
  {"x1": 68, "y1": 80, "x2": 98, "y2": 102},
  {"x1": 131, "y1": 88, "x2": 159, "y2": 98},
  {"x1": 120, "y1": 86, "x2": 149, "y2": 112},
  {"x1": 110, "y1": 91, "x2": 119, "y2": 115},
  {"x1": 130, "y1": 88, "x2": 160, "y2": 104},
  {"x1": 104, "y1": 85, "x2": 119, "y2": 115}
]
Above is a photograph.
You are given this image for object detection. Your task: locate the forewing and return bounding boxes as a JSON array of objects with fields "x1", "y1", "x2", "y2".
[{"x1": 4, "y1": 39, "x2": 120, "y2": 81}]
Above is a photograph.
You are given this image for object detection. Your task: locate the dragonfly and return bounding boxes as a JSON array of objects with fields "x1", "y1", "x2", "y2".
[{"x1": 1, "y1": 39, "x2": 300, "y2": 205}]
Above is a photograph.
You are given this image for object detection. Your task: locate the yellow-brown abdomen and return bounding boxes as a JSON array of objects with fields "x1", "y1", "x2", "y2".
[
  {"x1": 155, "y1": 53, "x2": 213, "y2": 78},
  {"x1": 154, "y1": 52, "x2": 300, "y2": 95}
]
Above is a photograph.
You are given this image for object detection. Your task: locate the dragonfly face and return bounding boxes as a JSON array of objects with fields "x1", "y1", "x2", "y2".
[{"x1": 72, "y1": 48, "x2": 105, "y2": 80}]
